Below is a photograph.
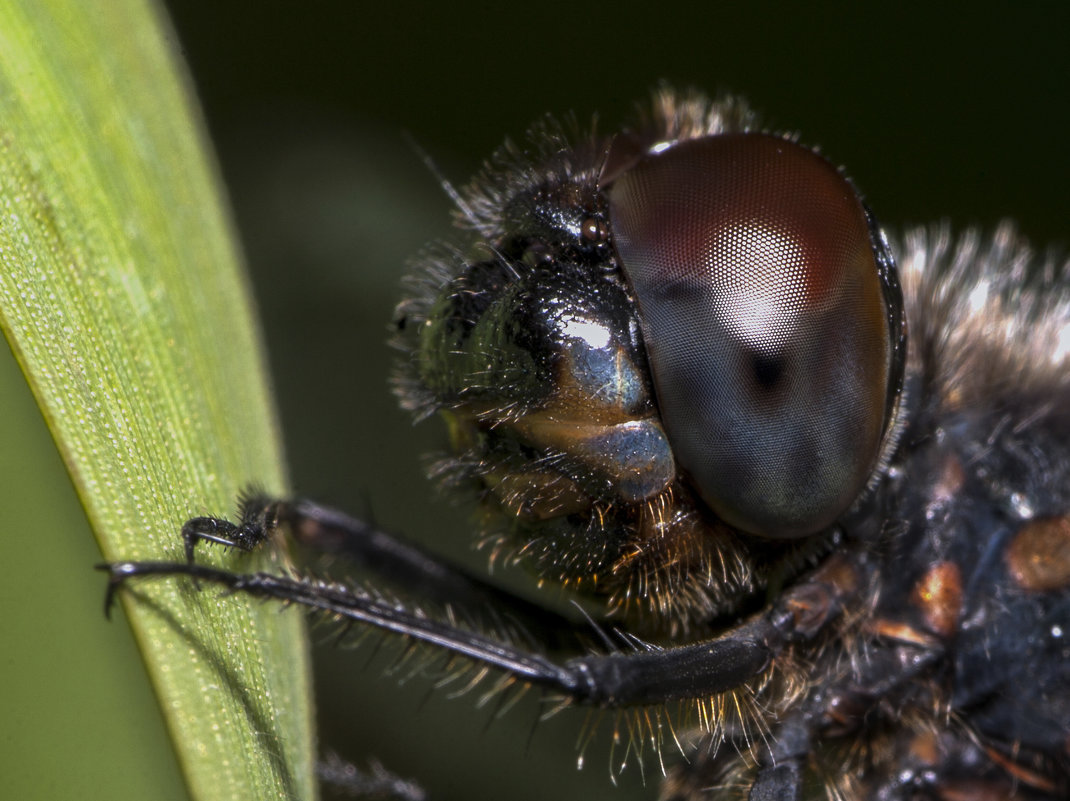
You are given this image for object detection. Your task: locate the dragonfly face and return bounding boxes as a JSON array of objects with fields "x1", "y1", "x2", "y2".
[
  {"x1": 106, "y1": 88, "x2": 1070, "y2": 800},
  {"x1": 399, "y1": 97, "x2": 907, "y2": 633}
]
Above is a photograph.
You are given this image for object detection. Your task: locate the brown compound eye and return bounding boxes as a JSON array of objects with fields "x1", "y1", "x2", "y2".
[{"x1": 606, "y1": 133, "x2": 898, "y2": 538}]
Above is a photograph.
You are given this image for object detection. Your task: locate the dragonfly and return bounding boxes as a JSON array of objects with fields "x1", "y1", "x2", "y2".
[{"x1": 103, "y1": 88, "x2": 1070, "y2": 800}]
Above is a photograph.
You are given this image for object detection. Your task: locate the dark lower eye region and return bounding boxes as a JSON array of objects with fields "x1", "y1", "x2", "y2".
[{"x1": 607, "y1": 133, "x2": 898, "y2": 538}]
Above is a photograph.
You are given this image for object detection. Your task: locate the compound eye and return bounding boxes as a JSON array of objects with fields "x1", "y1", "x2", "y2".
[{"x1": 606, "y1": 134, "x2": 895, "y2": 538}]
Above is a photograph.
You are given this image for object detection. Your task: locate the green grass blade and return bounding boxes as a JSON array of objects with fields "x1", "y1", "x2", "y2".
[{"x1": 0, "y1": 2, "x2": 315, "y2": 799}]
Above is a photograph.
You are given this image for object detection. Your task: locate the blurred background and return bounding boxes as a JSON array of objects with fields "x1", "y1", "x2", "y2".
[{"x1": 1, "y1": 2, "x2": 1067, "y2": 800}]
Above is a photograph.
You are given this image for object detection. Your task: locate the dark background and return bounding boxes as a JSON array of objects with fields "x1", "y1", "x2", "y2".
[
  {"x1": 160, "y1": 3, "x2": 1068, "y2": 800},
  {"x1": 10, "y1": 3, "x2": 1060, "y2": 800}
]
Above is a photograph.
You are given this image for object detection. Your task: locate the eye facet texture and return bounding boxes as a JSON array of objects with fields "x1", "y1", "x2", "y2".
[{"x1": 607, "y1": 134, "x2": 893, "y2": 538}]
